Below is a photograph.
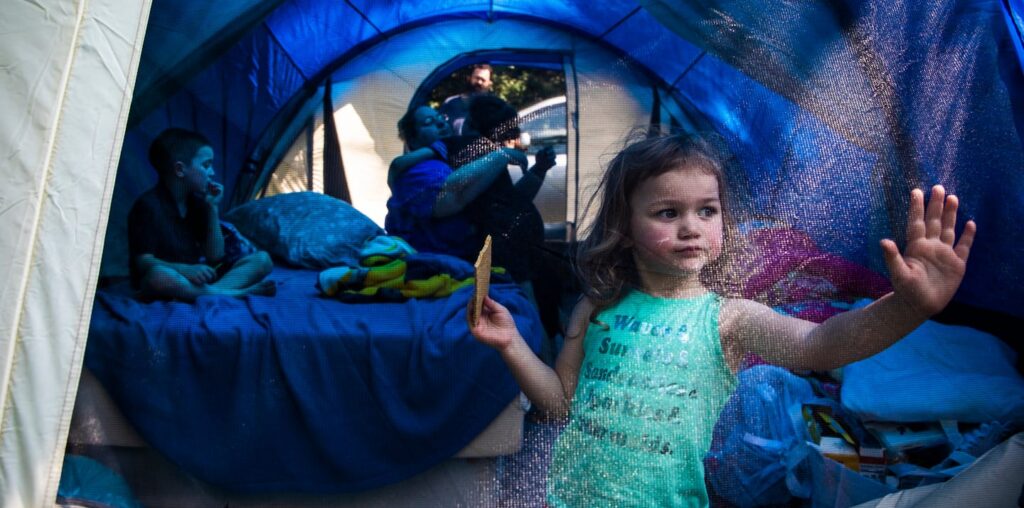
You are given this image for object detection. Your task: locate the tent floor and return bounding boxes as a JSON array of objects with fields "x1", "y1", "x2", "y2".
[
  {"x1": 68, "y1": 443, "x2": 501, "y2": 507},
  {"x1": 65, "y1": 416, "x2": 563, "y2": 507}
]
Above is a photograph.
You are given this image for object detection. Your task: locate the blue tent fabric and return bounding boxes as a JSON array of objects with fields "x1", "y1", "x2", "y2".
[
  {"x1": 57, "y1": 455, "x2": 142, "y2": 508},
  {"x1": 107, "y1": 0, "x2": 1024, "y2": 324},
  {"x1": 841, "y1": 300, "x2": 1024, "y2": 423},
  {"x1": 84, "y1": 266, "x2": 543, "y2": 492},
  {"x1": 643, "y1": 0, "x2": 1024, "y2": 319}
]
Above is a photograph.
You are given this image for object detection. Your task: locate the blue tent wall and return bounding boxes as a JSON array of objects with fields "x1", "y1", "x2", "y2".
[
  {"x1": 108, "y1": 0, "x2": 1024, "y2": 324},
  {"x1": 643, "y1": 0, "x2": 1024, "y2": 320}
]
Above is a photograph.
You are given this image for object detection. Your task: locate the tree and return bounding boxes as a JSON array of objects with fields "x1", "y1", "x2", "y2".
[{"x1": 428, "y1": 64, "x2": 565, "y2": 111}]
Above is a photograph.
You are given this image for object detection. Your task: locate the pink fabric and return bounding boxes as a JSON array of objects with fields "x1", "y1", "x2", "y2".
[
  {"x1": 781, "y1": 301, "x2": 848, "y2": 323},
  {"x1": 740, "y1": 227, "x2": 891, "y2": 307}
]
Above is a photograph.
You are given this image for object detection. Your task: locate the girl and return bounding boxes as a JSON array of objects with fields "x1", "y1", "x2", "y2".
[{"x1": 469, "y1": 133, "x2": 976, "y2": 507}]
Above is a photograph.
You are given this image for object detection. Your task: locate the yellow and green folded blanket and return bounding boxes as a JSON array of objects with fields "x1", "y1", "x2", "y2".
[{"x1": 318, "y1": 236, "x2": 504, "y2": 301}]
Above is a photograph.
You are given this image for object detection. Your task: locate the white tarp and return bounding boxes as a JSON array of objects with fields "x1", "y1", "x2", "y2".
[{"x1": 0, "y1": 0, "x2": 150, "y2": 505}]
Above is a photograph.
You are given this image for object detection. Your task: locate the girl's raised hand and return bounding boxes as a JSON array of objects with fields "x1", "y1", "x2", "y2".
[
  {"x1": 881, "y1": 185, "x2": 976, "y2": 317},
  {"x1": 468, "y1": 295, "x2": 520, "y2": 352}
]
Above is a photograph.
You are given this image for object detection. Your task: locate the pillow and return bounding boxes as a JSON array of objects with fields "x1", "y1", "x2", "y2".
[
  {"x1": 840, "y1": 299, "x2": 1024, "y2": 423},
  {"x1": 224, "y1": 192, "x2": 384, "y2": 269}
]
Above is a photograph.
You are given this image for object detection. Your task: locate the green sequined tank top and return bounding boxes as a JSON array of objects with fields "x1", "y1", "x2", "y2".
[{"x1": 547, "y1": 290, "x2": 737, "y2": 507}]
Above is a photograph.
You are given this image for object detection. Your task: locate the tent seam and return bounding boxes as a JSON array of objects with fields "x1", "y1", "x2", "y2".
[
  {"x1": 344, "y1": 0, "x2": 384, "y2": 36},
  {"x1": 0, "y1": 0, "x2": 87, "y2": 442},
  {"x1": 669, "y1": 51, "x2": 706, "y2": 89},
  {"x1": 41, "y1": 1, "x2": 156, "y2": 504},
  {"x1": 596, "y1": 6, "x2": 642, "y2": 40},
  {"x1": 264, "y1": 21, "x2": 309, "y2": 82},
  {"x1": 0, "y1": 0, "x2": 88, "y2": 506}
]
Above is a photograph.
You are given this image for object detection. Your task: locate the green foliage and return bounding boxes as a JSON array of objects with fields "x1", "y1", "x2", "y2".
[{"x1": 428, "y1": 64, "x2": 565, "y2": 111}]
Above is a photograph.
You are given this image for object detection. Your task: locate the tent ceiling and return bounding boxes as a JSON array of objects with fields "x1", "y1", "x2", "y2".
[{"x1": 130, "y1": 1, "x2": 696, "y2": 128}]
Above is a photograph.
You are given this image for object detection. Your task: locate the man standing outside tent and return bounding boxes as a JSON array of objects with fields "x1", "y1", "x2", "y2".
[
  {"x1": 128, "y1": 128, "x2": 275, "y2": 301},
  {"x1": 440, "y1": 63, "x2": 494, "y2": 135}
]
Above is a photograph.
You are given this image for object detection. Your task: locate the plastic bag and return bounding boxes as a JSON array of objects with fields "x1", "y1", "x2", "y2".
[
  {"x1": 705, "y1": 366, "x2": 893, "y2": 507},
  {"x1": 57, "y1": 454, "x2": 142, "y2": 508}
]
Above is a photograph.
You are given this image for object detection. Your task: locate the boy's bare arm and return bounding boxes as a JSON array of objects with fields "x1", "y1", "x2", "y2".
[
  {"x1": 203, "y1": 209, "x2": 224, "y2": 263},
  {"x1": 135, "y1": 254, "x2": 216, "y2": 285},
  {"x1": 200, "y1": 181, "x2": 225, "y2": 262}
]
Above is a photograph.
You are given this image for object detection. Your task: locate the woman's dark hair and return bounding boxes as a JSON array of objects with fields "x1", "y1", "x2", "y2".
[
  {"x1": 466, "y1": 95, "x2": 520, "y2": 143},
  {"x1": 397, "y1": 106, "x2": 422, "y2": 146},
  {"x1": 575, "y1": 130, "x2": 747, "y2": 323}
]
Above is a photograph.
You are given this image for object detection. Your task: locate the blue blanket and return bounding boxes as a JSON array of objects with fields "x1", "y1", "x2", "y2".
[{"x1": 84, "y1": 264, "x2": 543, "y2": 493}]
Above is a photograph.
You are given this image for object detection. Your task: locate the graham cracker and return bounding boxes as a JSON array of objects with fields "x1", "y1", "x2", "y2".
[{"x1": 470, "y1": 235, "x2": 493, "y2": 327}]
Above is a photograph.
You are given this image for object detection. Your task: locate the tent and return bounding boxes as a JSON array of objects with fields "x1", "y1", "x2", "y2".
[{"x1": 2, "y1": 0, "x2": 1023, "y2": 505}]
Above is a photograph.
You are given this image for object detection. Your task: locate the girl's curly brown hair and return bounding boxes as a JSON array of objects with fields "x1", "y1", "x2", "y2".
[{"x1": 574, "y1": 130, "x2": 749, "y2": 324}]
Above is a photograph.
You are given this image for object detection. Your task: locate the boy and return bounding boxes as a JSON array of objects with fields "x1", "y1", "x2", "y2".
[{"x1": 128, "y1": 128, "x2": 274, "y2": 300}]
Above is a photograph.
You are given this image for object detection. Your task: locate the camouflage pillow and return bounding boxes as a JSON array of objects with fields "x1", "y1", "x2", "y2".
[{"x1": 224, "y1": 192, "x2": 383, "y2": 269}]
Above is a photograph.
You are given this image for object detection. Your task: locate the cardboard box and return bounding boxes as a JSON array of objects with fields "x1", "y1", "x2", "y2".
[
  {"x1": 820, "y1": 436, "x2": 860, "y2": 471},
  {"x1": 863, "y1": 422, "x2": 946, "y2": 452},
  {"x1": 858, "y1": 441, "x2": 887, "y2": 482}
]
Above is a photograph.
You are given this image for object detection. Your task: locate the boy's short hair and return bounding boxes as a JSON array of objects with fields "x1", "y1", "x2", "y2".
[{"x1": 148, "y1": 128, "x2": 211, "y2": 176}]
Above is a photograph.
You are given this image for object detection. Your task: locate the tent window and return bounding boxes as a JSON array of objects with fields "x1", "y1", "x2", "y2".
[
  {"x1": 419, "y1": 57, "x2": 571, "y2": 238},
  {"x1": 264, "y1": 121, "x2": 318, "y2": 196}
]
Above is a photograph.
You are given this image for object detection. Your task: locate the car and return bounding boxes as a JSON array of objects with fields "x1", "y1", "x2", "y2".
[
  {"x1": 516, "y1": 96, "x2": 568, "y2": 238},
  {"x1": 519, "y1": 95, "x2": 567, "y2": 149}
]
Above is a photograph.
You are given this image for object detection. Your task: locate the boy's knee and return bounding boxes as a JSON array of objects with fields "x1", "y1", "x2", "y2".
[
  {"x1": 140, "y1": 265, "x2": 187, "y2": 295},
  {"x1": 247, "y1": 250, "x2": 273, "y2": 276}
]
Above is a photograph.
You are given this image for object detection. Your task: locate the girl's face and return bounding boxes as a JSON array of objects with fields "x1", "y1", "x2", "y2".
[{"x1": 627, "y1": 165, "x2": 724, "y2": 289}]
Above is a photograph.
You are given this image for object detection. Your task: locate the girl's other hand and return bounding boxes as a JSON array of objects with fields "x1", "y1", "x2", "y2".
[
  {"x1": 881, "y1": 185, "x2": 976, "y2": 317},
  {"x1": 468, "y1": 295, "x2": 520, "y2": 352}
]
